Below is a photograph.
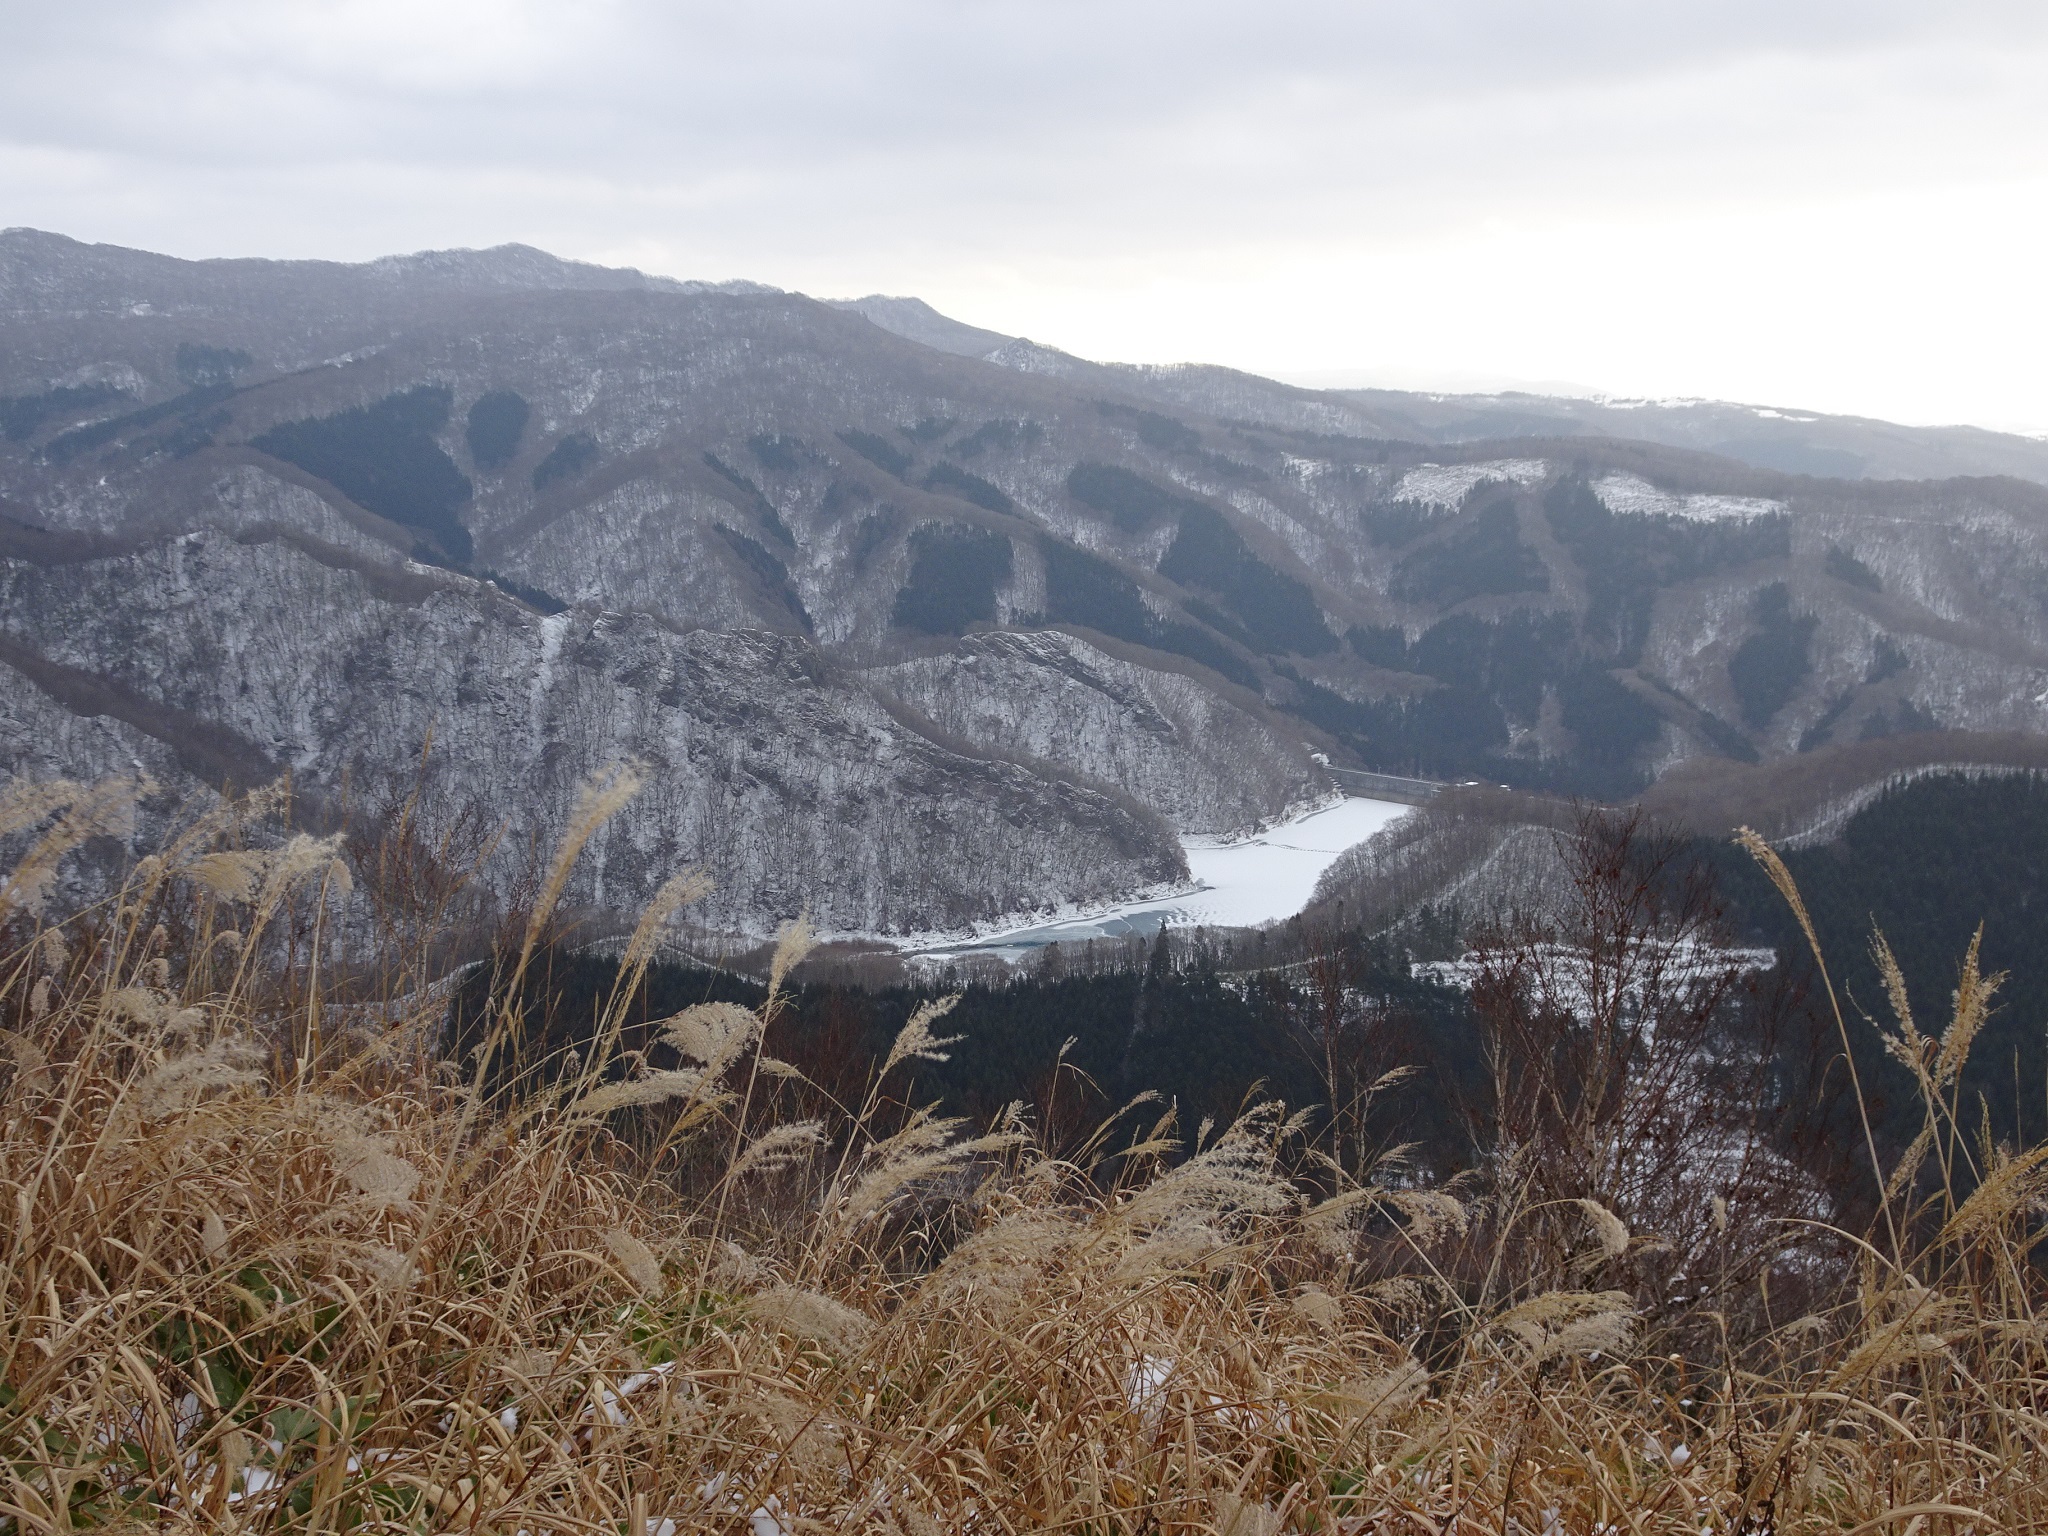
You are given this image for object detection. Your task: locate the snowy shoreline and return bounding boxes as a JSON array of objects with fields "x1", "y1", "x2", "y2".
[{"x1": 899, "y1": 795, "x2": 1412, "y2": 963}]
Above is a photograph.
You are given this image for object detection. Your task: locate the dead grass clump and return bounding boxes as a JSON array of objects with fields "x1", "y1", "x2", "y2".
[{"x1": 0, "y1": 773, "x2": 2041, "y2": 1532}]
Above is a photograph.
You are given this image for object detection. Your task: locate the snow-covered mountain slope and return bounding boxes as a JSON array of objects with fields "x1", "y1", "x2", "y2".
[
  {"x1": 1326, "y1": 388, "x2": 2048, "y2": 487},
  {"x1": 823, "y1": 296, "x2": 2048, "y2": 489},
  {"x1": 826, "y1": 296, "x2": 1014, "y2": 360},
  {"x1": 824, "y1": 295, "x2": 2048, "y2": 487},
  {"x1": 0, "y1": 525, "x2": 1181, "y2": 933},
  {"x1": 8, "y1": 229, "x2": 2048, "y2": 930},
  {"x1": 867, "y1": 629, "x2": 1323, "y2": 834}
]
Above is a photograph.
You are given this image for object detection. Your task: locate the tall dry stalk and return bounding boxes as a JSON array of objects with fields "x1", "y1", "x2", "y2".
[{"x1": 0, "y1": 773, "x2": 2040, "y2": 1534}]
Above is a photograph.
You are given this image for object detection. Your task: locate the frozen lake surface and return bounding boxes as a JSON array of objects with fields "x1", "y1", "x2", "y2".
[{"x1": 915, "y1": 796, "x2": 1411, "y2": 962}]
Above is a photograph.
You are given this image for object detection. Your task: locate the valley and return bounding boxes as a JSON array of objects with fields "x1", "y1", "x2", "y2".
[
  {"x1": 909, "y1": 792, "x2": 1413, "y2": 963},
  {"x1": 13, "y1": 13, "x2": 2048, "y2": 1531},
  {"x1": 7, "y1": 228, "x2": 2048, "y2": 938},
  {"x1": 9, "y1": 234, "x2": 2048, "y2": 1536}
]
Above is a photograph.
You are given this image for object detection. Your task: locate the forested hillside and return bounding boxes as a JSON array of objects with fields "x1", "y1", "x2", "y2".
[
  {"x1": 9, "y1": 228, "x2": 2048, "y2": 930},
  {"x1": 1313, "y1": 765, "x2": 2048, "y2": 1153},
  {"x1": 8, "y1": 766, "x2": 2045, "y2": 1532},
  {"x1": 1708, "y1": 770, "x2": 2048, "y2": 1148}
]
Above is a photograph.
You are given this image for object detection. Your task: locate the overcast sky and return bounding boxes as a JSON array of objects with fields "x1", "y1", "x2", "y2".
[{"x1": 5, "y1": 2, "x2": 2046, "y2": 431}]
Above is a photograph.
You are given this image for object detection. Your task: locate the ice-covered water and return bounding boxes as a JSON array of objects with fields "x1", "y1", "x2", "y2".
[{"x1": 914, "y1": 796, "x2": 1412, "y2": 961}]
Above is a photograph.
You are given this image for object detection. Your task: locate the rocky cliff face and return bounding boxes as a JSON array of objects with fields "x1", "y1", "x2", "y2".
[
  {"x1": 7, "y1": 228, "x2": 2048, "y2": 930},
  {"x1": 867, "y1": 631, "x2": 1320, "y2": 834},
  {"x1": 0, "y1": 525, "x2": 1182, "y2": 934}
]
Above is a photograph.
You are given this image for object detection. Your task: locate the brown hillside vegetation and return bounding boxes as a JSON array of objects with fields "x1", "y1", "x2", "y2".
[
  {"x1": 1637, "y1": 727, "x2": 2048, "y2": 841},
  {"x1": 1, "y1": 773, "x2": 2044, "y2": 1533}
]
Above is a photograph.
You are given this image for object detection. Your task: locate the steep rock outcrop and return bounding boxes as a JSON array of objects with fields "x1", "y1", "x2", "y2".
[
  {"x1": 0, "y1": 529, "x2": 1184, "y2": 933},
  {"x1": 870, "y1": 631, "x2": 1320, "y2": 833}
]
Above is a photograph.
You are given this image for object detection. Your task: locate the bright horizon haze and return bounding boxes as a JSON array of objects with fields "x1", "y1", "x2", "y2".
[{"x1": 4, "y1": 2, "x2": 2045, "y2": 434}]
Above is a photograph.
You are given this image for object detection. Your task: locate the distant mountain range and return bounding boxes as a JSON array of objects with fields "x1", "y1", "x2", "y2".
[
  {"x1": 6, "y1": 227, "x2": 2048, "y2": 933},
  {"x1": 830, "y1": 293, "x2": 2048, "y2": 486}
]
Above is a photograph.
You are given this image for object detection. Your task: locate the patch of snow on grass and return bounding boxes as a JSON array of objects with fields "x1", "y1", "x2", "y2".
[
  {"x1": 1391, "y1": 459, "x2": 1548, "y2": 508},
  {"x1": 1593, "y1": 473, "x2": 1783, "y2": 523}
]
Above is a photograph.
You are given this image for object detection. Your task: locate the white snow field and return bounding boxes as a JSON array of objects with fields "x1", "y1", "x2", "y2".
[
  {"x1": 1390, "y1": 459, "x2": 1549, "y2": 508},
  {"x1": 913, "y1": 796, "x2": 1411, "y2": 962},
  {"x1": 1592, "y1": 472, "x2": 1784, "y2": 523}
]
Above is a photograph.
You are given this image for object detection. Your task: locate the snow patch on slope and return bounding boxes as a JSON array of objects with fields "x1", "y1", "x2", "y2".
[
  {"x1": 1594, "y1": 473, "x2": 1783, "y2": 523},
  {"x1": 529, "y1": 609, "x2": 571, "y2": 745},
  {"x1": 1391, "y1": 459, "x2": 1548, "y2": 508},
  {"x1": 985, "y1": 339, "x2": 1079, "y2": 376}
]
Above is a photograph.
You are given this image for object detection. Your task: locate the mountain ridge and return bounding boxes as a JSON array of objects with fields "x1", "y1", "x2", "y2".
[
  {"x1": 12, "y1": 225, "x2": 2044, "y2": 484},
  {"x1": 8, "y1": 230, "x2": 2048, "y2": 931}
]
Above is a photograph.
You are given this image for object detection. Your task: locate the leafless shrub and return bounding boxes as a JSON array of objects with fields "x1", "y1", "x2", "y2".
[{"x1": 0, "y1": 772, "x2": 2040, "y2": 1533}]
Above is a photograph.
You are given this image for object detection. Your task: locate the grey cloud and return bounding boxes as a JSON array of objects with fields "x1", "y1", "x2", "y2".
[
  {"x1": 10, "y1": 2, "x2": 2041, "y2": 172},
  {"x1": 1, "y1": 0, "x2": 2044, "y2": 431}
]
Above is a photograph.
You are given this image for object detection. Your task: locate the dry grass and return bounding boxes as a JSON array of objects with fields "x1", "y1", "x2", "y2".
[{"x1": 0, "y1": 777, "x2": 2043, "y2": 1533}]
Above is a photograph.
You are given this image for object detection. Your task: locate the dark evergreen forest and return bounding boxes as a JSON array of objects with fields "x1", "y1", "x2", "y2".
[
  {"x1": 465, "y1": 389, "x2": 529, "y2": 469},
  {"x1": 437, "y1": 773, "x2": 2047, "y2": 1191},
  {"x1": 1706, "y1": 770, "x2": 2048, "y2": 1151},
  {"x1": 893, "y1": 524, "x2": 1013, "y2": 634},
  {"x1": 532, "y1": 431, "x2": 599, "y2": 490},
  {"x1": 254, "y1": 384, "x2": 475, "y2": 563},
  {"x1": 451, "y1": 934, "x2": 1483, "y2": 1173}
]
